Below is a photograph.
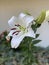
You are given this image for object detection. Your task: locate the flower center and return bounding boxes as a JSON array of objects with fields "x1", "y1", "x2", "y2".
[
  {"x1": 19, "y1": 25, "x2": 26, "y2": 32},
  {"x1": 15, "y1": 24, "x2": 27, "y2": 33},
  {"x1": 11, "y1": 24, "x2": 28, "y2": 35}
]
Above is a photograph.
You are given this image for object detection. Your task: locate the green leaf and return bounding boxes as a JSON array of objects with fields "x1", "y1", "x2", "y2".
[
  {"x1": 35, "y1": 34, "x2": 40, "y2": 38},
  {"x1": 33, "y1": 40, "x2": 41, "y2": 44},
  {"x1": 31, "y1": 24, "x2": 37, "y2": 33}
]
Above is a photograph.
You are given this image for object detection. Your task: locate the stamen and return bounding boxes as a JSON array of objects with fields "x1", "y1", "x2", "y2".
[
  {"x1": 16, "y1": 31, "x2": 20, "y2": 32},
  {"x1": 11, "y1": 28, "x2": 16, "y2": 30},
  {"x1": 15, "y1": 32, "x2": 19, "y2": 35},
  {"x1": 12, "y1": 31, "x2": 20, "y2": 35},
  {"x1": 15, "y1": 24, "x2": 20, "y2": 27},
  {"x1": 12, "y1": 31, "x2": 17, "y2": 35},
  {"x1": 15, "y1": 31, "x2": 21, "y2": 35}
]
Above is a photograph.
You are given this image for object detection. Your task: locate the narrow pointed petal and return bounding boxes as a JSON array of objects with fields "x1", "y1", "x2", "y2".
[
  {"x1": 19, "y1": 15, "x2": 34, "y2": 28},
  {"x1": 23, "y1": 15, "x2": 34, "y2": 27},
  {"x1": 11, "y1": 35, "x2": 25, "y2": 48},
  {"x1": 8, "y1": 16, "x2": 18, "y2": 28},
  {"x1": 25, "y1": 28, "x2": 35, "y2": 38},
  {"x1": 18, "y1": 13, "x2": 27, "y2": 27},
  {"x1": 19, "y1": 13, "x2": 26, "y2": 18}
]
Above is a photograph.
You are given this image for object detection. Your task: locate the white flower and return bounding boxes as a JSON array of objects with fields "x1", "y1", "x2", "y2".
[
  {"x1": 6, "y1": 13, "x2": 35, "y2": 48},
  {"x1": 35, "y1": 10, "x2": 49, "y2": 48}
]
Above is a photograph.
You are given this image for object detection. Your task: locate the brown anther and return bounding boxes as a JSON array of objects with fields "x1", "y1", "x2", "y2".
[
  {"x1": 15, "y1": 24, "x2": 20, "y2": 27},
  {"x1": 12, "y1": 31, "x2": 17, "y2": 35},
  {"x1": 16, "y1": 31, "x2": 20, "y2": 32},
  {"x1": 15, "y1": 31, "x2": 20, "y2": 35},
  {"x1": 15, "y1": 32, "x2": 19, "y2": 35},
  {"x1": 12, "y1": 31, "x2": 20, "y2": 35},
  {"x1": 11, "y1": 28, "x2": 16, "y2": 30}
]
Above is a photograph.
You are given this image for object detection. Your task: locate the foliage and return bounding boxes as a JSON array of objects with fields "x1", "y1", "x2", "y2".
[{"x1": 0, "y1": 31, "x2": 40, "y2": 65}]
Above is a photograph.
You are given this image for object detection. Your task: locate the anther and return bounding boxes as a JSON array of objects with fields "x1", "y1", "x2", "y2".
[
  {"x1": 12, "y1": 31, "x2": 17, "y2": 35},
  {"x1": 11, "y1": 28, "x2": 16, "y2": 30},
  {"x1": 12, "y1": 31, "x2": 20, "y2": 35},
  {"x1": 15, "y1": 24, "x2": 20, "y2": 27}
]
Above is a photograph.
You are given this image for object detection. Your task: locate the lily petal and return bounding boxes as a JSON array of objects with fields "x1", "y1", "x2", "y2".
[
  {"x1": 19, "y1": 15, "x2": 34, "y2": 28},
  {"x1": 19, "y1": 13, "x2": 26, "y2": 18},
  {"x1": 8, "y1": 16, "x2": 18, "y2": 28},
  {"x1": 18, "y1": 15, "x2": 34, "y2": 28},
  {"x1": 25, "y1": 28, "x2": 35, "y2": 38},
  {"x1": 11, "y1": 35, "x2": 25, "y2": 48}
]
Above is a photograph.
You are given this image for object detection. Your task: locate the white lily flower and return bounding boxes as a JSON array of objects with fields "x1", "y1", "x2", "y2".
[
  {"x1": 6, "y1": 13, "x2": 35, "y2": 48},
  {"x1": 36, "y1": 10, "x2": 49, "y2": 48}
]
